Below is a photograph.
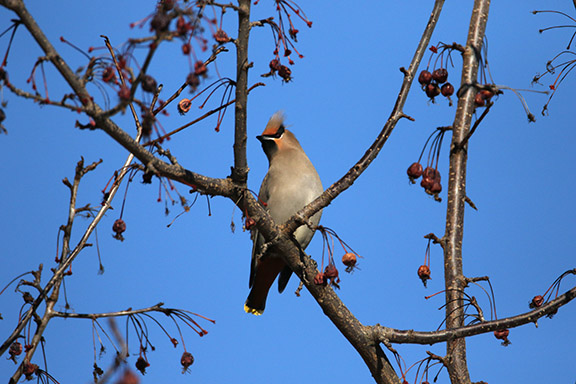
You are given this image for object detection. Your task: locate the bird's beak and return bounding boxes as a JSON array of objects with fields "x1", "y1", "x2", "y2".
[{"x1": 256, "y1": 135, "x2": 274, "y2": 142}]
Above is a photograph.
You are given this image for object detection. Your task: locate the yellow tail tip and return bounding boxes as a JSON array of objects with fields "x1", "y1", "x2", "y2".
[{"x1": 244, "y1": 304, "x2": 264, "y2": 316}]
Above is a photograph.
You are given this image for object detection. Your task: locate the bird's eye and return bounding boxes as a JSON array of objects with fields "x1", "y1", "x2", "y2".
[{"x1": 272, "y1": 125, "x2": 285, "y2": 139}]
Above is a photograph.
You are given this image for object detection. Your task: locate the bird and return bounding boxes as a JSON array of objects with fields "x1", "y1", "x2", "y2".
[{"x1": 244, "y1": 112, "x2": 323, "y2": 315}]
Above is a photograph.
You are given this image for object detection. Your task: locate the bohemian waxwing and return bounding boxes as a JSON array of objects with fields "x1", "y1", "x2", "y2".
[{"x1": 244, "y1": 112, "x2": 323, "y2": 315}]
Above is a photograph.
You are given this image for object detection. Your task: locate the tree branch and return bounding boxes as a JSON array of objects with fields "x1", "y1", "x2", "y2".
[
  {"x1": 442, "y1": 1, "x2": 490, "y2": 383},
  {"x1": 373, "y1": 285, "x2": 576, "y2": 345},
  {"x1": 283, "y1": 0, "x2": 446, "y2": 236},
  {"x1": 231, "y1": 0, "x2": 251, "y2": 184}
]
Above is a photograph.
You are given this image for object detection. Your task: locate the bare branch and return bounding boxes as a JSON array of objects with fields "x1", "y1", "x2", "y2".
[{"x1": 373, "y1": 285, "x2": 576, "y2": 345}]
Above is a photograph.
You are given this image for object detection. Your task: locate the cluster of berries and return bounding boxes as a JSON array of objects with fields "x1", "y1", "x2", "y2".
[
  {"x1": 418, "y1": 68, "x2": 454, "y2": 101},
  {"x1": 407, "y1": 163, "x2": 442, "y2": 196}
]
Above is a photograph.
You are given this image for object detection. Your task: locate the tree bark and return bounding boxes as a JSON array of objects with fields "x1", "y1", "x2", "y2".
[{"x1": 443, "y1": 1, "x2": 490, "y2": 383}]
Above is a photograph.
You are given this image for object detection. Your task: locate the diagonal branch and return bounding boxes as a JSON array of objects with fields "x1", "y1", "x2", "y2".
[{"x1": 283, "y1": 0, "x2": 446, "y2": 236}]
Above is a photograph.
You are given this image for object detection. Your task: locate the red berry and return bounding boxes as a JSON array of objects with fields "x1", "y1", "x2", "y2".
[
  {"x1": 341, "y1": 252, "x2": 357, "y2": 272},
  {"x1": 102, "y1": 67, "x2": 116, "y2": 83},
  {"x1": 181, "y1": 351, "x2": 194, "y2": 372},
  {"x1": 9, "y1": 341, "x2": 22, "y2": 359},
  {"x1": 269, "y1": 59, "x2": 281, "y2": 72},
  {"x1": 432, "y1": 68, "x2": 448, "y2": 83},
  {"x1": 135, "y1": 356, "x2": 149, "y2": 374},
  {"x1": 314, "y1": 272, "x2": 326, "y2": 285},
  {"x1": 118, "y1": 86, "x2": 131, "y2": 102},
  {"x1": 422, "y1": 167, "x2": 441, "y2": 183},
  {"x1": 178, "y1": 98, "x2": 192, "y2": 114},
  {"x1": 425, "y1": 83, "x2": 440, "y2": 98},
  {"x1": 430, "y1": 181, "x2": 442, "y2": 194},
  {"x1": 182, "y1": 43, "x2": 191, "y2": 55},
  {"x1": 22, "y1": 362, "x2": 38, "y2": 380},
  {"x1": 418, "y1": 70, "x2": 432, "y2": 85},
  {"x1": 113, "y1": 219, "x2": 126, "y2": 241},
  {"x1": 407, "y1": 162, "x2": 423, "y2": 181},
  {"x1": 474, "y1": 92, "x2": 486, "y2": 107},
  {"x1": 530, "y1": 295, "x2": 544, "y2": 308},
  {"x1": 324, "y1": 264, "x2": 340, "y2": 288},
  {"x1": 417, "y1": 264, "x2": 431, "y2": 287},
  {"x1": 278, "y1": 65, "x2": 292, "y2": 82},
  {"x1": 479, "y1": 89, "x2": 494, "y2": 101},
  {"x1": 441, "y1": 82, "x2": 454, "y2": 97},
  {"x1": 214, "y1": 29, "x2": 229, "y2": 43},
  {"x1": 494, "y1": 329, "x2": 509, "y2": 340}
]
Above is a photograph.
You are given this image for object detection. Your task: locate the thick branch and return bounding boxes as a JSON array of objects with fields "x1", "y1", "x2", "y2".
[
  {"x1": 231, "y1": 0, "x2": 251, "y2": 184},
  {"x1": 442, "y1": 1, "x2": 490, "y2": 383},
  {"x1": 373, "y1": 285, "x2": 576, "y2": 344}
]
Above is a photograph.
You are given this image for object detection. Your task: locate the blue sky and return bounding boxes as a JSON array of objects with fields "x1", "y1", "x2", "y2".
[{"x1": 1, "y1": 1, "x2": 575, "y2": 383}]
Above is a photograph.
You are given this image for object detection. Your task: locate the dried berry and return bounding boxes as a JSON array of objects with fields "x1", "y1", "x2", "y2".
[
  {"x1": 22, "y1": 362, "x2": 38, "y2": 380},
  {"x1": 214, "y1": 29, "x2": 229, "y2": 43},
  {"x1": 418, "y1": 70, "x2": 432, "y2": 85},
  {"x1": 8, "y1": 341, "x2": 22, "y2": 362},
  {"x1": 342, "y1": 252, "x2": 357, "y2": 272},
  {"x1": 135, "y1": 356, "x2": 149, "y2": 375},
  {"x1": 494, "y1": 329, "x2": 510, "y2": 345},
  {"x1": 141, "y1": 75, "x2": 157, "y2": 93},
  {"x1": 432, "y1": 68, "x2": 448, "y2": 83},
  {"x1": 430, "y1": 181, "x2": 442, "y2": 194},
  {"x1": 176, "y1": 16, "x2": 189, "y2": 36},
  {"x1": 150, "y1": 12, "x2": 171, "y2": 33},
  {"x1": 324, "y1": 264, "x2": 340, "y2": 288},
  {"x1": 417, "y1": 264, "x2": 431, "y2": 287},
  {"x1": 474, "y1": 92, "x2": 486, "y2": 107},
  {"x1": 425, "y1": 83, "x2": 440, "y2": 98},
  {"x1": 269, "y1": 59, "x2": 281, "y2": 72},
  {"x1": 118, "y1": 86, "x2": 131, "y2": 103},
  {"x1": 479, "y1": 89, "x2": 494, "y2": 101},
  {"x1": 102, "y1": 67, "x2": 116, "y2": 83},
  {"x1": 194, "y1": 61, "x2": 207, "y2": 77},
  {"x1": 421, "y1": 167, "x2": 440, "y2": 192},
  {"x1": 181, "y1": 351, "x2": 194, "y2": 372},
  {"x1": 278, "y1": 65, "x2": 292, "y2": 82},
  {"x1": 9, "y1": 341, "x2": 22, "y2": 356},
  {"x1": 441, "y1": 82, "x2": 454, "y2": 97},
  {"x1": 182, "y1": 43, "x2": 191, "y2": 55},
  {"x1": 113, "y1": 218, "x2": 126, "y2": 241},
  {"x1": 178, "y1": 98, "x2": 192, "y2": 114},
  {"x1": 422, "y1": 167, "x2": 441, "y2": 183},
  {"x1": 530, "y1": 295, "x2": 544, "y2": 308},
  {"x1": 407, "y1": 162, "x2": 423, "y2": 182},
  {"x1": 314, "y1": 272, "x2": 326, "y2": 286}
]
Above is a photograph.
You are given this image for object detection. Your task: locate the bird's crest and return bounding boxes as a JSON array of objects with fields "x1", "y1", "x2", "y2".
[{"x1": 261, "y1": 111, "x2": 285, "y2": 136}]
